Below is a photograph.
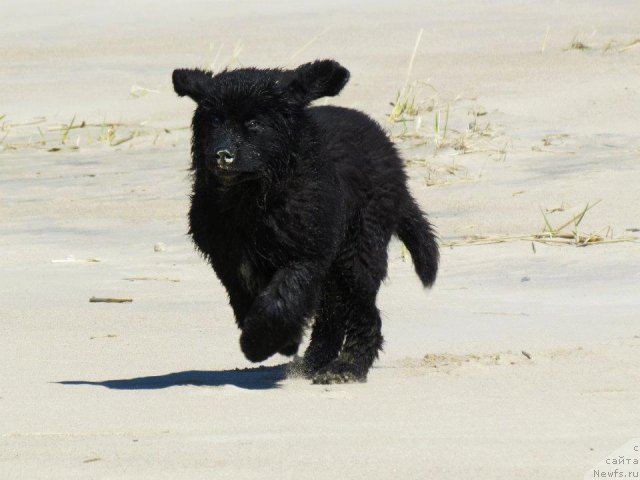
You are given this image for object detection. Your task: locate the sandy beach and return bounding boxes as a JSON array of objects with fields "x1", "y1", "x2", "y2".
[{"x1": 1, "y1": 1, "x2": 639, "y2": 478}]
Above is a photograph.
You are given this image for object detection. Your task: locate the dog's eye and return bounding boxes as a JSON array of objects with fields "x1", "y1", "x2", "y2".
[{"x1": 244, "y1": 119, "x2": 260, "y2": 131}]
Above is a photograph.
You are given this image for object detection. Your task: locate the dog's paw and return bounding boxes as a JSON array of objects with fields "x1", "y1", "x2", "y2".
[
  {"x1": 239, "y1": 319, "x2": 280, "y2": 363},
  {"x1": 278, "y1": 341, "x2": 299, "y2": 357},
  {"x1": 297, "y1": 351, "x2": 331, "y2": 378},
  {"x1": 311, "y1": 360, "x2": 367, "y2": 385},
  {"x1": 240, "y1": 313, "x2": 302, "y2": 363}
]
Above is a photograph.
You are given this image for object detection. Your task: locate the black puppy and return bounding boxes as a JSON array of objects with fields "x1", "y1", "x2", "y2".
[{"x1": 172, "y1": 60, "x2": 438, "y2": 384}]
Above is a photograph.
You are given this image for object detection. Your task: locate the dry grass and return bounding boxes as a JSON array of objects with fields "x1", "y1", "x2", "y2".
[
  {"x1": 0, "y1": 115, "x2": 189, "y2": 153},
  {"x1": 442, "y1": 233, "x2": 636, "y2": 248},
  {"x1": 568, "y1": 39, "x2": 590, "y2": 51},
  {"x1": 206, "y1": 41, "x2": 245, "y2": 71},
  {"x1": 618, "y1": 38, "x2": 640, "y2": 52},
  {"x1": 387, "y1": 29, "x2": 509, "y2": 194},
  {"x1": 567, "y1": 35, "x2": 640, "y2": 53},
  {"x1": 603, "y1": 38, "x2": 640, "y2": 53},
  {"x1": 540, "y1": 25, "x2": 551, "y2": 53},
  {"x1": 130, "y1": 85, "x2": 161, "y2": 98},
  {"x1": 388, "y1": 80, "x2": 509, "y2": 161},
  {"x1": 404, "y1": 156, "x2": 482, "y2": 188},
  {"x1": 287, "y1": 26, "x2": 333, "y2": 65},
  {"x1": 442, "y1": 201, "x2": 639, "y2": 248},
  {"x1": 531, "y1": 133, "x2": 577, "y2": 155},
  {"x1": 391, "y1": 91, "x2": 508, "y2": 155}
]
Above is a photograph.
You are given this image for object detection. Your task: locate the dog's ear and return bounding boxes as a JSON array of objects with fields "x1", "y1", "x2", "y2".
[
  {"x1": 282, "y1": 60, "x2": 350, "y2": 105},
  {"x1": 172, "y1": 68, "x2": 212, "y2": 103}
]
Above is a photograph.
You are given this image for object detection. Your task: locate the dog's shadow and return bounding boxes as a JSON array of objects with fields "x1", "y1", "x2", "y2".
[{"x1": 57, "y1": 364, "x2": 289, "y2": 391}]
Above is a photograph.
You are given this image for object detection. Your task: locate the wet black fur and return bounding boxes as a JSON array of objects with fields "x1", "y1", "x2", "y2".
[{"x1": 172, "y1": 60, "x2": 439, "y2": 384}]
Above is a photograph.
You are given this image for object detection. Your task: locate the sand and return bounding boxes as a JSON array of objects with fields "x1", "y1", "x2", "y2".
[{"x1": 1, "y1": 1, "x2": 639, "y2": 478}]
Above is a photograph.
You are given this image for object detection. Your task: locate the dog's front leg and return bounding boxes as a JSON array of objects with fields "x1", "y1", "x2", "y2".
[{"x1": 239, "y1": 261, "x2": 323, "y2": 362}]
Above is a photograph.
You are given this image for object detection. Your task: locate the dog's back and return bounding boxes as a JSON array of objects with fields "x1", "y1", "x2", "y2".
[
  {"x1": 310, "y1": 106, "x2": 402, "y2": 177},
  {"x1": 310, "y1": 105, "x2": 438, "y2": 288}
]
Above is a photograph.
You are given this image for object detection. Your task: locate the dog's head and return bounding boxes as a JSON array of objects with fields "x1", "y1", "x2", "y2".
[{"x1": 172, "y1": 60, "x2": 350, "y2": 184}]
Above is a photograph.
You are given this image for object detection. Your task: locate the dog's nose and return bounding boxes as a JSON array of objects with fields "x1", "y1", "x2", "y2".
[{"x1": 216, "y1": 149, "x2": 235, "y2": 166}]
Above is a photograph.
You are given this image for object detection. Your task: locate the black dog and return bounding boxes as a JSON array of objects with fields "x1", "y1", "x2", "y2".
[{"x1": 172, "y1": 60, "x2": 438, "y2": 384}]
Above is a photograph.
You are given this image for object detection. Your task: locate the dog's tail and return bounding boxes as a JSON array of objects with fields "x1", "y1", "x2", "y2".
[{"x1": 396, "y1": 197, "x2": 439, "y2": 288}]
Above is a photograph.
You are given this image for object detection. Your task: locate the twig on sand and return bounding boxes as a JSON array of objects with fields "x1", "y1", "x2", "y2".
[
  {"x1": 51, "y1": 256, "x2": 100, "y2": 263},
  {"x1": 89, "y1": 297, "x2": 133, "y2": 303},
  {"x1": 123, "y1": 277, "x2": 180, "y2": 283}
]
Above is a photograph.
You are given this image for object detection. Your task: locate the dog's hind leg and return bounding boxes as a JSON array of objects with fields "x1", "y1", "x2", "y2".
[
  {"x1": 312, "y1": 243, "x2": 388, "y2": 384},
  {"x1": 301, "y1": 279, "x2": 346, "y2": 376},
  {"x1": 311, "y1": 286, "x2": 383, "y2": 384}
]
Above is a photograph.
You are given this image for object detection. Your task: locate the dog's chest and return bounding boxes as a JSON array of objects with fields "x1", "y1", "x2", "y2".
[{"x1": 190, "y1": 195, "x2": 281, "y2": 296}]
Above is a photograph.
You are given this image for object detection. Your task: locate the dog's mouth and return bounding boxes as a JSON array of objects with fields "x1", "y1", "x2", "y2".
[
  {"x1": 214, "y1": 168, "x2": 261, "y2": 185},
  {"x1": 200, "y1": 157, "x2": 262, "y2": 185}
]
